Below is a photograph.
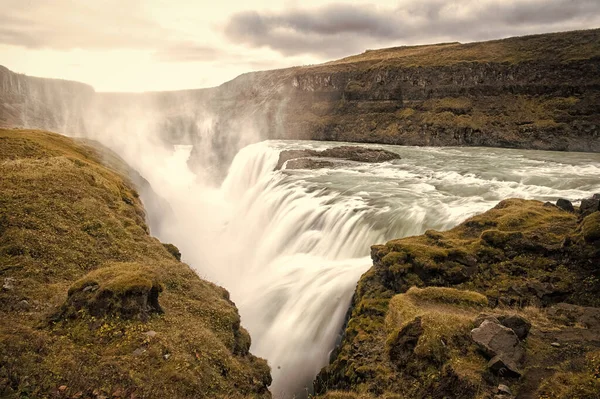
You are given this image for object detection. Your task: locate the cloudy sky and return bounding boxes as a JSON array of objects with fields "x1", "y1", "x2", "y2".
[{"x1": 1, "y1": 0, "x2": 599, "y2": 92}]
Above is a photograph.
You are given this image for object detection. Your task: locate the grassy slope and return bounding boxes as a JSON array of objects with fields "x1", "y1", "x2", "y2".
[
  {"x1": 0, "y1": 129, "x2": 271, "y2": 398},
  {"x1": 315, "y1": 199, "x2": 600, "y2": 398},
  {"x1": 314, "y1": 29, "x2": 600, "y2": 71}
]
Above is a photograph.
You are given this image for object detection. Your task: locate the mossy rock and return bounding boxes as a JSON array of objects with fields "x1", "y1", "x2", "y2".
[
  {"x1": 59, "y1": 262, "x2": 163, "y2": 320},
  {"x1": 162, "y1": 242, "x2": 182, "y2": 261},
  {"x1": 581, "y1": 212, "x2": 600, "y2": 243}
]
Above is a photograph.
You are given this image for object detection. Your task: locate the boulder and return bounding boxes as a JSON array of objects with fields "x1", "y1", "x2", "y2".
[
  {"x1": 474, "y1": 313, "x2": 501, "y2": 328},
  {"x1": 498, "y1": 315, "x2": 531, "y2": 340},
  {"x1": 471, "y1": 320, "x2": 524, "y2": 363},
  {"x1": 488, "y1": 355, "x2": 521, "y2": 378},
  {"x1": 556, "y1": 198, "x2": 575, "y2": 213},
  {"x1": 275, "y1": 146, "x2": 400, "y2": 170},
  {"x1": 284, "y1": 158, "x2": 336, "y2": 170},
  {"x1": 579, "y1": 197, "x2": 600, "y2": 217},
  {"x1": 57, "y1": 263, "x2": 163, "y2": 321}
]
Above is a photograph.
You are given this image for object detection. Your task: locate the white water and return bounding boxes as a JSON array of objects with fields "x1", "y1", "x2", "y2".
[{"x1": 125, "y1": 140, "x2": 600, "y2": 398}]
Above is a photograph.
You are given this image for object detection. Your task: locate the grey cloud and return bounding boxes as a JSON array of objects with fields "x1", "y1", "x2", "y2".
[
  {"x1": 224, "y1": 0, "x2": 600, "y2": 57},
  {"x1": 0, "y1": 0, "x2": 174, "y2": 50}
]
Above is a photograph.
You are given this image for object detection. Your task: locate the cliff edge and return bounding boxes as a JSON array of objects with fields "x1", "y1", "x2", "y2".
[
  {"x1": 0, "y1": 129, "x2": 271, "y2": 398},
  {"x1": 315, "y1": 198, "x2": 600, "y2": 398}
]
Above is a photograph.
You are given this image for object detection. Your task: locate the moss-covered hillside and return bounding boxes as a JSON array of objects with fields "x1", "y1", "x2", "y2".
[
  {"x1": 0, "y1": 129, "x2": 271, "y2": 398},
  {"x1": 315, "y1": 198, "x2": 600, "y2": 398}
]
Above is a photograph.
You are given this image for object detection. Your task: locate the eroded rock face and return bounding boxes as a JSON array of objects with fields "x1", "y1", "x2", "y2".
[
  {"x1": 387, "y1": 317, "x2": 423, "y2": 367},
  {"x1": 275, "y1": 146, "x2": 401, "y2": 170}
]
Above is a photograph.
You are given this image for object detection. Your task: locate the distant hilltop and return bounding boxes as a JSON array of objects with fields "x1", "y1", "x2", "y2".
[{"x1": 2, "y1": 28, "x2": 600, "y2": 159}]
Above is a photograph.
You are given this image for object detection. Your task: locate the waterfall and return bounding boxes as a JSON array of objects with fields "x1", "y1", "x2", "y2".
[{"x1": 112, "y1": 138, "x2": 600, "y2": 398}]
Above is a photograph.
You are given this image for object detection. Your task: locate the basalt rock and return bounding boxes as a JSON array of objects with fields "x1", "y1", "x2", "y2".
[
  {"x1": 498, "y1": 315, "x2": 531, "y2": 340},
  {"x1": 556, "y1": 198, "x2": 575, "y2": 213},
  {"x1": 275, "y1": 146, "x2": 400, "y2": 170},
  {"x1": 471, "y1": 320, "x2": 524, "y2": 364}
]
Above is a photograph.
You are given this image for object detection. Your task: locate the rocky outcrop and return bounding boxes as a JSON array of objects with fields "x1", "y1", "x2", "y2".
[
  {"x1": 0, "y1": 130, "x2": 271, "y2": 399},
  {"x1": 314, "y1": 196, "x2": 600, "y2": 398},
  {"x1": 275, "y1": 145, "x2": 401, "y2": 170}
]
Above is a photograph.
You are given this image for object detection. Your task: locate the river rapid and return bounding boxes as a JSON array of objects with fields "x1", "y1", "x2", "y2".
[{"x1": 131, "y1": 140, "x2": 600, "y2": 398}]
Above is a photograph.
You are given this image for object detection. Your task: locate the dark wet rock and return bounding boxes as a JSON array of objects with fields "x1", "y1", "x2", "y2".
[
  {"x1": 579, "y1": 197, "x2": 600, "y2": 217},
  {"x1": 556, "y1": 198, "x2": 575, "y2": 213},
  {"x1": 284, "y1": 158, "x2": 337, "y2": 170},
  {"x1": 498, "y1": 315, "x2": 531, "y2": 340},
  {"x1": 526, "y1": 280, "x2": 553, "y2": 299},
  {"x1": 275, "y1": 146, "x2": 400, "y2": 170},
  {"x1": 471, "y1": 320, "x2": 524, "y2": 363}
]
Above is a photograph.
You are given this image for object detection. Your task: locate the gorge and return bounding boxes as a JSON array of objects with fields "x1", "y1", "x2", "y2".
[{"x1": 1, "y1": 28, "x2": 600, "y2": 399}]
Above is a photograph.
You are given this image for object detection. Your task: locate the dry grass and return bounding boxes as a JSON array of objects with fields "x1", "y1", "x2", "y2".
[{"x1": 314, "y1": 29, "x2": 600, "y2": 71}]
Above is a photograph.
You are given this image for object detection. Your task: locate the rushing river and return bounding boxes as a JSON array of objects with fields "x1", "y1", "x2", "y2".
[{"x1": 135, "y1": 140, "x2": 600, "y2": 398}]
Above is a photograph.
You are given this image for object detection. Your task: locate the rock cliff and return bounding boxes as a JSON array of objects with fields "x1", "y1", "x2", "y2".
[{"x1": 314, "y1": 198, "x2": 600, "y2": 398}]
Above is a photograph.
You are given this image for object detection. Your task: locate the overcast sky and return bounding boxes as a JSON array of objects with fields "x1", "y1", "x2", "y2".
[{"x1": 1, "y1": 0, "x2": 599, "y2": 92}]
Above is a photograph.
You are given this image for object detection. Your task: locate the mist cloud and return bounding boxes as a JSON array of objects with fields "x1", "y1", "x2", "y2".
[{"x1": 224, "y1": 0, "x2": 600, "y2": 57}]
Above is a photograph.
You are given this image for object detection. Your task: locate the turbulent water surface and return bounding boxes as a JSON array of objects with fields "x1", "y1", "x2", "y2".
[{"x1": 134, "y1": 140, "x2": 600, "y2": 398}]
